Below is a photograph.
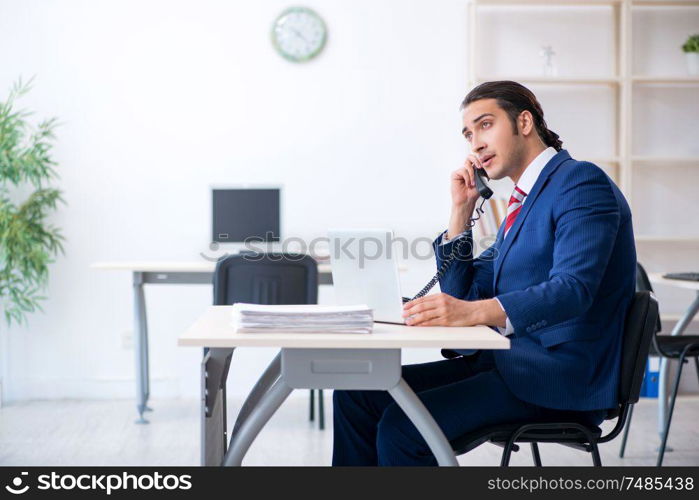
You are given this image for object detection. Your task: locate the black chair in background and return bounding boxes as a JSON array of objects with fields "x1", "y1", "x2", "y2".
[
  {"x1": 619, "y1": 263, "x2": 699, "y2": 466},
  {"x1": 212, "y1": 252, "x2": 326, "y2": 429},
  {"x1": 449, "y1": 291, "x2": 658, "y2": 466}
]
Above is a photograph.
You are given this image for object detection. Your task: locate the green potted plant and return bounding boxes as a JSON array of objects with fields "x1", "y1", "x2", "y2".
[
  {"x1": 0, "y1": 77, "x2": 65, "y2": 327},
  {"x1": 682, "y1": 34, "x2": 699, "y2": 75}
]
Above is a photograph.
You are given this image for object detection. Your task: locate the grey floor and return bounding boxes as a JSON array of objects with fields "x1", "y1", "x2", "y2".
[{"x1": 1, "y1": 396, "x2": 698, "y2": 466}]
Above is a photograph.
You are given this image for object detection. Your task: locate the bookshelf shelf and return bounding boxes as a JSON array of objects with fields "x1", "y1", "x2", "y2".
[
  {"x1": 632, "y1": 0, "x2": 699, "y2": 7},
  {"x1": 632, "y1": 156, "x2": 699, "y2": 164},
  {"x1": 472, "y1": 0, "x2": 699, "y2": 8},
  {"x1": 475, "y1": 76, "x2": 621, "y2": 85},
  {"x1": 635, "y1": 235, "x2": 699, "y2": 242},
  {"x1": 632, "y1": 76, "x2": 699, "y2": 84},
  {"x1": 478, "y1": 0, "x2": 623, "y2": 5},
  {"x1": 475, "y1": 0, "x2": 699, "y2": 6}
]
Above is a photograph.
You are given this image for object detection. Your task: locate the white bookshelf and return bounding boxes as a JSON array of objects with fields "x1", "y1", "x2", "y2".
[{"x1": 468, "y1": 0, "x2": 699, "y2": 246}]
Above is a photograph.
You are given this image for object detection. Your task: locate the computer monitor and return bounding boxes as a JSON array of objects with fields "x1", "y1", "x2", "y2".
[{"x1": 211, "y1": 187, "x2": 281, "y2": 243}]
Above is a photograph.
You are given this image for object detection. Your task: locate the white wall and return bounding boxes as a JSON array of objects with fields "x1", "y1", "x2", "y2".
[
  {"x1": 0, "y1": 0, "x2": 474, "y2": 402},
  {"x1": 0, "y1": 0, "x2": 696, "y2": 402}
]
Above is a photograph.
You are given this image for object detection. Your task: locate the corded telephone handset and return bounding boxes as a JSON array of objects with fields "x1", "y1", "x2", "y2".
[
  {"x1": 473, "y1": 165, "x2": 494, "y2": 200},
  {"x1": 403, "y1": 166, "x2": 493, "y2": 304}
]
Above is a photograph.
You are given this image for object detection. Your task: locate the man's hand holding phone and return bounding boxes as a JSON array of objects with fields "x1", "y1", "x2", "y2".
[{"x1": 447, "y1": 155, "x2": 486, "y2": 240}]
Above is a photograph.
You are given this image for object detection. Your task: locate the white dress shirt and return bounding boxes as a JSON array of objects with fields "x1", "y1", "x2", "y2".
[{"x1": 440, "y1": 147, "x2": 557, "y2": 336}]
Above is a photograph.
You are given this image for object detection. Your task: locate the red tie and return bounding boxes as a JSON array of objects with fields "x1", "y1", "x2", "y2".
[{"x1": 504, "y1": 186, "x2": 527, "y2": 237}]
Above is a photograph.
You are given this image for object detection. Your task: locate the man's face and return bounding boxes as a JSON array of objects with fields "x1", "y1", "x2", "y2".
[{"x1": 461, "y1": 98, "x2": 525, "y2": 180}]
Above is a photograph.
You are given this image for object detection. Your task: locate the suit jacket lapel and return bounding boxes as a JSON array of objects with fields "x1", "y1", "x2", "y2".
[{"x1": 492, "y1": 150, "x2": 572, "y2": 288}]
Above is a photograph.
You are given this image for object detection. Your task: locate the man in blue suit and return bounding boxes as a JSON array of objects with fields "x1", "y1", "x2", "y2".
[{"x1": 332, "y1": 81, "x2": 636, "y2": 466}]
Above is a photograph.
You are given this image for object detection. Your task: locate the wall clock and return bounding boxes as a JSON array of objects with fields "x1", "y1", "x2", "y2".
[{"x1": 271, "y1": 7, "x2": 327, "y2": 63}]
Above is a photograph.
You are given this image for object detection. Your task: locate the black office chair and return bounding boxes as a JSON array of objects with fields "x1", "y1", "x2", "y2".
[
  {"x1": 619, "y1": 263, "x2": 699, "y2": 466},
  {"x1": 449, "y1": 290, "x2": 658, "y2": 466},
  {"x1": 212, "y1": 252, "x2": 326, "y2": 430}
]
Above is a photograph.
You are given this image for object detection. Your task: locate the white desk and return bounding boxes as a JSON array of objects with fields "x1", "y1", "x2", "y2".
[
  {"x1": 91, "y1": 260, "x2": 407, "y2": 423},
  {"x1": 178, "y1": 306, "x2": 509, "y2": 466},
  {"x1": 649, "y1": 273, "x2": 699, "y2": 440},
  {"x1": 91, "y1": 260, "x2": 335, "y2": 423}
]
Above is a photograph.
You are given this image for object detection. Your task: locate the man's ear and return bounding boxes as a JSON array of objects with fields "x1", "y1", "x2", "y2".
[{"x1": 518, "y1": 110, "x2": 535, "y2": 137}]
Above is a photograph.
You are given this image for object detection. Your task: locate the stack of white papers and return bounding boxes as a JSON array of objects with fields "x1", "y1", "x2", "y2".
[{"x1": 231, "y1": 303, "x2": 373, "y2": 334}]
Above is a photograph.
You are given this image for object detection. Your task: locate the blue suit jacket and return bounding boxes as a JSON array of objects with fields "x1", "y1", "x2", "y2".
[{"x1": 434, "y1": 150, "x2": 636, "y2": 411}]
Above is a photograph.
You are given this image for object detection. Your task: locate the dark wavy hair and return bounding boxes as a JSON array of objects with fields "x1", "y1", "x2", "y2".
[{"x1": 460, "y1": 81, "x2": 563, "y2": 151}]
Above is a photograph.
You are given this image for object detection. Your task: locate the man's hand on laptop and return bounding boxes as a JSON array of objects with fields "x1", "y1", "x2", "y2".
[{"x1": 402, "y1": 293, "x2": 506, "y2": 327}]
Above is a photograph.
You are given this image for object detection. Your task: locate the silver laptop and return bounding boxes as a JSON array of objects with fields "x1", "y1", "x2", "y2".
[{"x1": 328, "y1": 229, "x2": 405, "y2": 324}]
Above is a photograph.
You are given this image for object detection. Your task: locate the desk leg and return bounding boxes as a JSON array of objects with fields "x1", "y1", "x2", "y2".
[
  {"x1": 658, "y1": 291, "x2": 699, "y2": 440},
  {"x1": 388, "y1": 378, "x2": 459, "y2": 467},
  {"x1": 232, "y1": 351, "x2": 282, "y2": 436},
  {"x1": 201, "y1": 348, "x2": 234, "y2": 466},
  {"x1": 133, "y1": 272, "x2": 151, "y2": 424},
  {"x1": 223, "y1": 378, "x2": 293, "y2": 466}
]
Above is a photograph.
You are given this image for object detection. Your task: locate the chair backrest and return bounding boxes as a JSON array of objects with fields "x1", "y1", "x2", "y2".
[
  {"x1": 636, "y1": 262, "x2": 661, "y2": 333},
  {"x1": 213, "y1": 253, "x2": 318, "y2": 306},
  {"x1": 618, "y1": 291, "x2": 659, "y2": 406},
  {"x1": 635, "y1": 262, "x2": 654, "y2": 293}
]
